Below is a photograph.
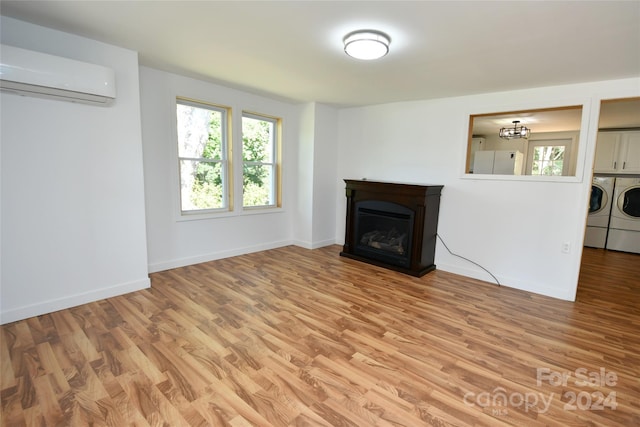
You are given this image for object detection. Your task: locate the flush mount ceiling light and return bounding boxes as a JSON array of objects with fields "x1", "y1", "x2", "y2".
[
  {"x1": 343, "y1": 30, "x2": 391, "y2": 60},
  {"x1": 499, "y1": 120, "x2": 531, "y2": 140}
]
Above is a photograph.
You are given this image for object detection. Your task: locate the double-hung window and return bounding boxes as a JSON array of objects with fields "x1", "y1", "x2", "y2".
[
  {"x1": 175, "y1": 99, "x2": 281, "y2": 216},
  {"x1": 242, "y1": 112, "x2": 281, "y2": 208},
  {"x1": 526, "y1": 139, "x2": 572, "y2": 176},
  {"x1": 176, "y1": 98, "x2": 231, "y2": 213}
]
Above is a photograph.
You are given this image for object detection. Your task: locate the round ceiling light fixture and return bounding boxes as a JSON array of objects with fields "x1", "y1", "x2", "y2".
[{"x1": 343, "y1": 30, "x2": 391, "y2": 60}]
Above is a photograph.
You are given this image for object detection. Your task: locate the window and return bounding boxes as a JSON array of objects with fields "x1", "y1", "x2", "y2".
[
  {"x1": 526, "y1": 139, "x2": 572, "y2": 176},
  {"x1": 175, "y1": 99, "x2": 282, "y2": 216},
  {"x1": 532, "y1": 146, "x2": 565, "y2": 176},
  {"x1": 176, "y1": 98, "x2": 230, "y2": 213},
  {"x1": 242, "y1": 112, "x2": 280, "y2": 208},
  {"x1": 467, "y1": 105, "x2": 583, "y2": 178}
]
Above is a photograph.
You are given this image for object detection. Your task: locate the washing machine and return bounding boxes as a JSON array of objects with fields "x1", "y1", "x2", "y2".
[
  {"x1": 606, "y1": 177, "x2": 640, "y2": 254},
  {"x1": 584, "y1": 176, "x2": 615, "y2": 248}
]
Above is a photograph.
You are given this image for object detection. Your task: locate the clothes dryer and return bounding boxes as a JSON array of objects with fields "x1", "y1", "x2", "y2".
[
  {"x1": 607, "y1": 177, "x2": 640, "y2": 254},
  {"x1": 584, "y1": 176, "x2": 615, "y2": 248}
]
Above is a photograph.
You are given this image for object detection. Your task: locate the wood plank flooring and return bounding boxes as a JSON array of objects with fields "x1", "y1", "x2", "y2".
[{"x1": 1, "y1": 246, "x2": 639, "y2": 426}]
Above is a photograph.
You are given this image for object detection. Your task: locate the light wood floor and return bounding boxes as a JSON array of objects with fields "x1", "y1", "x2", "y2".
[{"x1": 1, "y1": 246, "x2": 639, "y2": 426}]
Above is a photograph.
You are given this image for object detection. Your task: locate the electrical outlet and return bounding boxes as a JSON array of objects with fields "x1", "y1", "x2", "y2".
[{"x1": 562, "y1": 241, "x2": 571, "y2": 254}]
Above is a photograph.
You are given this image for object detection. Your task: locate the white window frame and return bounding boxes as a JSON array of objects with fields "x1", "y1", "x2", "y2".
[
  {"x1": 176, "y1": 97, "x2": 232, "y2": 215},
  {"x1": 525, "y1": 138, "x2": 573, "y2": 177},
  {"x1": 241, "y1": 112, "x2": 281, "y2": 209}
]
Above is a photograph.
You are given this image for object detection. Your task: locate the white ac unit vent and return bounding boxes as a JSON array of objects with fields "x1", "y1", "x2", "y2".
[{"x1": 0, "y1": 44, "x2": 116, "y2": 105}]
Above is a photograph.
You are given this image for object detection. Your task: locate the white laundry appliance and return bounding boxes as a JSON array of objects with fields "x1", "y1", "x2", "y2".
[
  {"x1": 473, "y1": 150, "x2": 524, "y2": 175},
  {"x1": 584, "y1": 176, "x2": 615, "y2": 248},
  {"x1": 606, "y1": 177, "x2": 640, "y2": 254}
]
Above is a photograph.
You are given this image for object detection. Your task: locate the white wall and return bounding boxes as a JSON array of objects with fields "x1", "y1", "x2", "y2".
[
  {"x1": 2, "y1": 18, "x2": 636, "y2": 326},
  {"x1": 294, "y1": 102, "x2": 339, "y2": 249},
  {"x1": 336, "y1": 78, "x2": 640, "y2": 301},
  {"x1": 311, "y1": 103, "x2": 339, "y2": 247},
  {"x1": 294, "y1": 103, "x2": 316, "y2": 247},
  {"x1": 140, "y1": 67, "x2": 305, "y2": 272},
  {"x1": 1, "y1": 17, "x2": 150, "y2": 324}
]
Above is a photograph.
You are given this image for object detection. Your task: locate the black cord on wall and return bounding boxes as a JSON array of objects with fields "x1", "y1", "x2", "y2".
[{"x1": 436, "y1": 233, "x2": 501, "y2": 286}]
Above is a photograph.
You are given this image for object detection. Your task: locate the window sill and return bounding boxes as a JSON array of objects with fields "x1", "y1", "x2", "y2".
[
  {"x1": 461, "y1": 173, "x2": 583, "y2": 183},
  {"x1": 176, "y1": 206, "x2": 284, "y2": 222}
]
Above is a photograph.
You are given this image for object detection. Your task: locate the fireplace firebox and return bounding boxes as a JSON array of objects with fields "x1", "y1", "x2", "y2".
[{"x1": 340, "y1": 180, "x2": 443, "y2": 276}]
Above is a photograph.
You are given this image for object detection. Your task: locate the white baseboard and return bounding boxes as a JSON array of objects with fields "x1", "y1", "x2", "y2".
[
  {"x1": 149, "y1": 239, "x2": 340, "y2": 273},
  {"x1": 0, "y1": 277, "x2": 151, "y2": 325},
  {"x1": 148, "y1": 240, "x2": 294, "y2": 273},
  {"x1": 435, "y1": 261, "x2": 500, "y2": 285},
  {"x1": 436, "y1": 262, "x2": 574, "y2": 301},
  {"x1": 291, "y1": 238, "x2": 337, "y2": 250}
]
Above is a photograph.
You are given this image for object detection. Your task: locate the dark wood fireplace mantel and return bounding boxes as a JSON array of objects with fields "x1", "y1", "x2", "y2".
[{"x1": 340, "y1": 179, "x2": 443, "y2": 277}]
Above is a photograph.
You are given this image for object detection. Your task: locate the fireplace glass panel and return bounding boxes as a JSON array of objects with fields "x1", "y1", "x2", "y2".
[{"x1": 354, "y1": 201, "x2": 413, "y2": 268}]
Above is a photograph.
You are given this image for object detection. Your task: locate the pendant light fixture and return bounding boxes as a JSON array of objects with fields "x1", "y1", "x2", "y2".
[
  {"x1": 343, "y1": 30, "x2": 391, "y2": 60},
  {"x1": 499, "y1": 120, "x2": 531, "y2": 140}
]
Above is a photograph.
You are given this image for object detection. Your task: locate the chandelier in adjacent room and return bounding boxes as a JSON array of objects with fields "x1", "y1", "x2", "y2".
[{"x1": 499, "y1": 120, "x2": 531, "y2": 140}]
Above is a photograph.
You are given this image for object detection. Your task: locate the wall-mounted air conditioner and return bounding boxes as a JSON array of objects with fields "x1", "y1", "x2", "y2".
[{"x1": 0, "y1": 44, "x2": 116, "y2": 105}]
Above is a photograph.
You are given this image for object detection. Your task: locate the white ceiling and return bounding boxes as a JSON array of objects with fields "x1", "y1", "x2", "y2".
[{"x1": 1, "y1": 1, "x2": 639, "y2": 107}]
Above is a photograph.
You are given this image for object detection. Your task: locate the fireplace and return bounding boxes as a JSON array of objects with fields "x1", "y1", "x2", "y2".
[
  {"x1": 355, "y1": 200, "x2": 413, "y2": 268},
  {"x1": 340, "y1": 180, "x2": 443, "y2": 276}
]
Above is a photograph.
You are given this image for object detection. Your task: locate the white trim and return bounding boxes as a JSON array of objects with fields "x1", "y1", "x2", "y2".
[
  {"x1": 0, "y1": 278, "x2": 150, "y2": 325},
  {"x1": 292, "y1": 238, "x2": 337, "y2": 250},
  {"x1": 148, "y1": 240, "x2": 293, "y2": 273},
  {"x1": 435, "y1": 262, "x2": 575, "y2": 301},
  {"x1": 149, "y1": 239, "x2": 338, "y2": 272},
  {"x1": 175, "y1": 205, "x2": 285, "y2": 222},
  {"x1": 525, "y1": 138, "x2": 573, "y2": 176},
  {"x1": 460, "y1": 173, "x2": 583, "y2": 183}
]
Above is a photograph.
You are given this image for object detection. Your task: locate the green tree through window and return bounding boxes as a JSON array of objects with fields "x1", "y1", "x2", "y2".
[
  {"x1": 176, "y1": 99, "x2": 281, "y2": 214},
  {"x1": 532, "y1": 146, "x2": 565, "y2": 176},
  {"x1": 176, "y1": 99, "x2": 228, "y2": 212},
  {"x1": 242, "y1": 114, "x2": 278, "y2": 207}
]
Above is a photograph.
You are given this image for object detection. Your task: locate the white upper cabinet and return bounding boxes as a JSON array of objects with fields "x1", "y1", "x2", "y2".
[
  {"x1": 594, "y1": 131, "x2": 640, "y2": 174},
  {"x1": 621, "y1": 132, "x2": 640, "y2": 173}
]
